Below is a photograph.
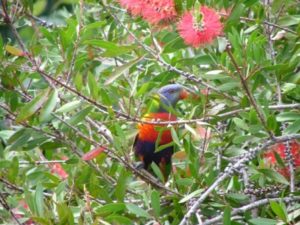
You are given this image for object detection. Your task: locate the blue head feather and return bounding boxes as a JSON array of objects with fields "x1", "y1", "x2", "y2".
[{"x1": 157, "y1": 84, "x2": 184, "y2": 112}]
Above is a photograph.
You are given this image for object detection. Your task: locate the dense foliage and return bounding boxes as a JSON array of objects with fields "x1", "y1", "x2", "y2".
[{"x1": 0, "y1": 0, "x2": 300, "y2": 224}]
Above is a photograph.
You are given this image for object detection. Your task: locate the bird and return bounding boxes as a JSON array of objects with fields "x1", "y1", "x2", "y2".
[{"x1": 133, "y1": 84, "x2": 189, "y2": 181}]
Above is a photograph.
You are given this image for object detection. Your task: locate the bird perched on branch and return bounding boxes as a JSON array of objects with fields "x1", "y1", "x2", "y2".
[{"x1": 134, "y1": 84, "x2": 189, "y2": 181}]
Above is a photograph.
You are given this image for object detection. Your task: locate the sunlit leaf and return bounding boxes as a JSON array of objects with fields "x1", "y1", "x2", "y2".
[
  {"x1": 16, "y1": 89, "x2": 49, "y2": 123},
  {"x1": 5, "y1": 45, "x2": 25, "y2": 56},
  {"x1": 105, "y1": 56, "x2": 143, "y2": 85},
  {"x1": 126, "y1": 203, "x2": 151, "y2": 218}
]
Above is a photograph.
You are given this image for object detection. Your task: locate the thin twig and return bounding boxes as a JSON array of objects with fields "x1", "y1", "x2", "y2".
[
  {"x1": 0, "y1": 178, "x2": 23, "y2": 193},
  {"x1": 0, "y1": 192, "x2": 22, "y2": 225},
  {"x1": 202, "y1": 196, "x2": 300, "y2": 225},
  {"x1": 179, "y1": 134, "x2": 300, "y2": 225},
  {"x1": 226, "y1": 44, "x2": 275, "y2": 139},
  {"x1": 66, "y1": 0, "x2": 84, "y2": 84}
]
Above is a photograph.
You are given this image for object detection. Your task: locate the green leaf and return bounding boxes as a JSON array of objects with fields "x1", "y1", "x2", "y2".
[
  {"x1": 174, "y1": 0, "x2": 183, "y2": 14},
  {"x1": 25, "y1": 190, "x2": 38, "y2": 216},
  {"x1": 115, "y1": 168, "x2": 130, "y2": 202},
  {"x1": 32, "y1": 0, "x2": 47, "y2": 16},
  {"x1": 248, "y1": 217, "x2": 277, "y2": 225},
  {"x1": 95, "y1": 203, "x2": 126, "y2": 216},
  {"x1": 270, "y1": 201, "x2": 287, "y2": 222},
  {"x1": 179, "y1": 189, "x2": 204, "y2": 203},
  {"x1": 259, "y1": 169, "x2": 289, "y2": 185},
  {"x1": 0, "y1": 35, "x2": 3, "y2": 57},
  {"x1": 8, "y1": 130, "x2": 31, "y2": 150},
  {"x1": 126, "y1": 203, "x2": 151, "y2": 218},
  {"x1": 7, "y1": 157, "x2": 19, "y2": 182},
  {"x1": 105, "y1": 215, "x2": 132, "y2": 225},
  {"x1": 8, "y1": 128, "x2": 28, "y2": 144},
  {"x1": 56, "y1": 100, "x2": 82, "y2": 113},
  {"x1": 163, "y1": 37, "x2": 186, "y2": 53},
  {"x1": 105, "y1": 56, "x2": 143, "y2": 85},
  {"x1": 5, "y1": 45, "x2": 25, "y2": 56},
  {"x1": 62, "y1": 106, "x2": 93, "y2": 129},
  {"x1": 87, "y1": 72, "x2": 99, "y2": 99},
  {"x1": 35, "y1": 184, "x2": 44, "y2": 217},
  {"x1": 16, "y1": 89, "x2": 49, "y2": 123},
  {"x1": 233, "y1": 118, "x2": 249, "y2": 131},
  {"x1": 84, "y1": 39, "x2": 136, "y2": 57},
  {"x1": 171, "y1": 126, "x2": 181, "y2": 147},
  {"x1": 218, "y1": 82, "x2": 240, "y2": 92},
  {"x1": 226, "y1": 193, "x2": 249, "y2": 204},
  {"x1": 57, "y1": 203, "x2": 74, "y2": 225},
  {"x1": 74, "y1": 73, "x2": 83, "y2": 92},
  {"x1": 84, "y1": 21, "x2": 106, "y2": 31},
  {"x1": 150, "y1": 162, "x2": 165, "y2": 183},
  {"x1": 267, "y1": 114, "x2": 277, "y2": 131},
  {"x1": 0, "y1": 160, "x2": 11, "y2": 168},
  {"x1": 151, "y1": 190, "x2": 160, "y2": 217},
  {"x1": 278, "y1": 15, "x2": 300, "y2": 26},
  {"x1": 284, "y1": 119, "x2": 300, "y2": 134},
  {"x1": 186, "y1": 0, "x2": 195, "y2": 9},
  {"x1": 30, "y1": 217, "x2": 52, "y2": 225},
  {"x1": 39, "y1": 89, "x2": 59, "y2": 122},
  {"x1": 276, "y1": 112, "x2": 300, "y2": 122},
  {"x1": 223, "y1": 206, "x2": 232, "y2": 225},
  {"x1": 226, "y1": 3, "x2": 245, "y2": 25}
]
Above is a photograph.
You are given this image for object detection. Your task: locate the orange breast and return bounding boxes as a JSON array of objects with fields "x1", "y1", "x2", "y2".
[{"x1": 138, "y1": 113, "x2": 177, "y2": 145}]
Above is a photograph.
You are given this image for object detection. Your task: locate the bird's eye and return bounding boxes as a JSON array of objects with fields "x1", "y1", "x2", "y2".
[{"x1": 168, "y1": 89, "x2": 175, "y2": 93}]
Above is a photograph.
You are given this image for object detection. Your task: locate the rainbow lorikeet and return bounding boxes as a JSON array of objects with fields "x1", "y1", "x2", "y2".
[{"x1": 134, "y1": 84, "x2": 189, "y2": 181}]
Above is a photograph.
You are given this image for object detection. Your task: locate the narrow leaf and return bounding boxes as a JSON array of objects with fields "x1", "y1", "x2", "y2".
[
  {"x1": 39, "y1": 89, "x2": 59, "y2": 122},
  {"x1": 57, "y1": 203, "x2": 74, "y2": 225},
  {"x1": 16, "y1": 89, "x2": 49, "y2": 123},
  {"x1": 5, "y1": 45, "x2": 25, "y2": 56},
  {"x1": 179, "y1": 189, "x2": 204, "y2": 203},
  {"x1": 248, "y1": 217, "x2": 277, "y2": 225},
  {"x1": 270, "y1": 201, "x2": 287, "y2": 222},
  {"x1": 126, "y1": 203, "x2": 151, "y2": 218},
  {"x1": 105, "y1": 57, "x2": 143, "y2": 85},
  {"x1": 88, "y1": 72, "x2": 99, "y2": 99},
  {"x1": 151, "y1": 190, "x2": 160, "y2": 217},
  {"x1": 56, "y1": 100, "x2": 81, "y2": 113},
  {"x1": 284, "y1": 119, "x2": 300, "y2": 134},
  {"x1": 171, "y1": 127, "x2": 181, "y2": 147},
  {"x1": 35, "y1": 184, "x2": 44, "y2": 217}
]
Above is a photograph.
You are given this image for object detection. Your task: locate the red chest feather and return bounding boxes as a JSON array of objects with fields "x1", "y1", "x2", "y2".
[{"x1": 138, "y1": 113, "x2": 177, "y2": 145}]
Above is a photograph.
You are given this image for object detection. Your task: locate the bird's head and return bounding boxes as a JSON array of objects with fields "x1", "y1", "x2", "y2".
[{"x1": 156, "y1": 84, "x2": 189, "y2": 112}]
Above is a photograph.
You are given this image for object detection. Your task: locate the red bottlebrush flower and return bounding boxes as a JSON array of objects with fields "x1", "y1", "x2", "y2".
[
  {"x1": 119, "y1": 0, "x2": 144, "y2": 16},
  {"x1": 177, "y1": 6, "x2": 223, "y2": 48},
  {"x1": 141, "y1": 0, "x2": 177, "y2": 24},
  {"x1": 119, "y1": 0, "x2": 177, "y2": 24},
  {"x1": 82, "y1": 146, "x2": 106, "y2": 161},
  {"x1": 50, "y1": 163, "x2": 69, "y2": 180},
  {"x1": 12, "y1": 200, "x2": 35, "y2": 225},
  {"x1": 264, "y1": 140, "x2": 300, "y2": 177}
]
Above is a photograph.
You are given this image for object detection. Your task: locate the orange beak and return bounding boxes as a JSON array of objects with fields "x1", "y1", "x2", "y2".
[{"x1": 179, "y1": 89, "x2": 189, "y2": 99}]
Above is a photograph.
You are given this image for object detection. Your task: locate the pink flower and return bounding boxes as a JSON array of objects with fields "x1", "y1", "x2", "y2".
[
  {"x1": 141, "y1": 0, "x2": 177, "y2": 24},
  {"x1": 119, "y1": 0, "x2": 177, "y2": 24},
  {"x1": 177, "y1": 6, "x2": 223, "y2": 48},
  {"x1": 12, "y1": 200, "x2": 34, "y2": 225},
  {"x1": 82, "y1": 146, "x2": 106, "y2": 161},
  {"x1": 50, "y1": 163, "x2": 69, "y2": 180},
  {"x1": 119, "y1": 0, "x2": 144, "y2": 16}
]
